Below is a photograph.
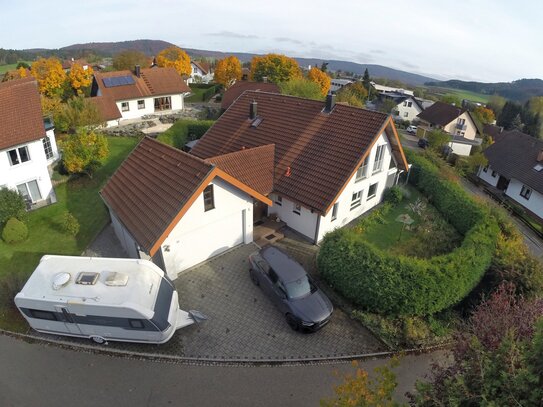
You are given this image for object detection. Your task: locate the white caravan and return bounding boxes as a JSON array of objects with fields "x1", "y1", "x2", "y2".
[{"x1": 15, "y1": 255, "x2": 203, "y2": 344}]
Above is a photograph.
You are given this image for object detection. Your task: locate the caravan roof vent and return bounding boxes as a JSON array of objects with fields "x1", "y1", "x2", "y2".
[
  {"x1": 52, "y1": 272, "x2": 71, "y2": 290},
  {"x1": 104, "y1": 271, "x2": 129, "y2": 287},
  {"x1": 76, "y1": 272, "x2": 100, "y2": 285}
]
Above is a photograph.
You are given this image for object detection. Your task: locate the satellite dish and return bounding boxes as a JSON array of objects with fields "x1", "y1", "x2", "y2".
[{"x1": 52, "y1": 272, "x2": 71, "y2": 290}]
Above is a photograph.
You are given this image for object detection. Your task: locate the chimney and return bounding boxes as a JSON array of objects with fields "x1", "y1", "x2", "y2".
[
  {"x1": 537, "y1": 150, "x2": 543, "y2": 162},
  {"x1": 135, "y1": 65, "x2": 141, "y2": 77},
  {"x1": 324, "y1": 93, "x2": 336, "y2": 113},
  {"x1": 250, "y1": 100, "x2": 258, "y2": 119}
]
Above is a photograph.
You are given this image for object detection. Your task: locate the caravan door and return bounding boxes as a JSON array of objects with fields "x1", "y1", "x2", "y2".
[{"x1": 55, "y1": 306, "x2": 83, "y2": 336}]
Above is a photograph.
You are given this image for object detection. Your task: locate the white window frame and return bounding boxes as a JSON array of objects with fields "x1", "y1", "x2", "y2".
[
  {"x1": 350, "y1": 191, "x2": 362, "y2": 210},
  {"x1": 331, "y1": 202, "x2": 339, "y2": 221},
  {"x1": 372, "y1": 145, "x2": 386, "y2": 174},
  {"x1": 137, "y1": 100, "x2": 145, "y2": 110},
  {"x1": 121, "y1": 102, "x2": 129, "y2": 112},
  {"x1": 16, "y1": 179, "x2": 42, "y2": 203},
  {"x1": 293, "y1": 203, "x2": 301, "y2": 215},
  {"x1": 275, "y1": 195, "x2": 282, "y2": 206},
  {"x1": 7, "y1": 146, "x2": 30, "y2": 166},
  {"x1": 42, "y1": 136, "x2": 53, "y2": 160},
  {"x1": 355, "y1": 156, "x2": 369, "y2": 182},
  {"x1": 520, "y1": 185, "x2": 532, "y2": 200},
  {"x1": 367, "y1": 183, "x2": 378, "y2": 200}
]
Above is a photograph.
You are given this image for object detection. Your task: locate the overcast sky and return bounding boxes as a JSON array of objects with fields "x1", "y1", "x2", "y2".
[{"x1": 2, "y1": 0, "x2": 542, "y2": 82}]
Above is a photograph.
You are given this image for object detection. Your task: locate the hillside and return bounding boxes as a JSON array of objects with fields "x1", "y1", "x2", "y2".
[
  {"x1": 425, "y1": 78, "x2": 543, "y2": 102},
  {"x1": 60, "y1": 39, "x2": 176, "y2": 57}
]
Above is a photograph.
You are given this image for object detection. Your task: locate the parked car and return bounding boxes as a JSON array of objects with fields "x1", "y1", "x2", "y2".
[
  {"x1": 249, "y1": 246, "x2": 333, "y2": 332},
  {"x1": 407, "y1": 125, "x2": 418, "y2": 134},
  {"x1": 418, "y1": 138, "x2": 429, "y2": 149}
]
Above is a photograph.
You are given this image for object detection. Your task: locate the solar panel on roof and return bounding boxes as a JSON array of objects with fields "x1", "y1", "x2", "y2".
[{"x1": 102, "y1": 75, "x2": 135, "y2": 88}]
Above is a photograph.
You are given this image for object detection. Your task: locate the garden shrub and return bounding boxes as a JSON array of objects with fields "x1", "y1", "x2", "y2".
[
  {"x1": 157, "y1": 119, "x2": 215, "y2": 149},
  {"x1": 318, "y1": 152, "x2": 499, "y2": 316},
  {"x1": 61, "y1": 211, "x2": 80, "y2": 236},
  {"x1": 2, "y1": 217, "x2": 29, "y2": 244},
  {"x1": 0, "y1": 187, "x2": 26, "y2": 226},
  {"x1": 382, "y1": 186, "x2": 403, "y2": 204}
]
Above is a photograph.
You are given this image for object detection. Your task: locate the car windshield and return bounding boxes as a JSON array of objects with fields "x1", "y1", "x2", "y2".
[{"x1": 284, "y1": 276, "x2": 311, "y2": 299}]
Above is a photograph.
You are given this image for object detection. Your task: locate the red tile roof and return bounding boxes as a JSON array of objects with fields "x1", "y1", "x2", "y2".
[
  {"x1": 207, "y1": 144, "x2": 274, "y2": 195},
  {"x1": 88, "y1": 96, "x2": 121, "y2": 121},
  {"x1": 0, "y1": 77, "x2": 46, "y2": 151},
  {"x1": 93, "y1": 67, "x2": 190, "y2": 102},
  {"x1": 221, "y1": 81, "x2": 280, "y2": 110},
  {"x1": 192, "y1": 91, "x2": 408, "y2": 214},
  {"x1": 101, "y1": 137, "x2": 272, "y2": 255}
]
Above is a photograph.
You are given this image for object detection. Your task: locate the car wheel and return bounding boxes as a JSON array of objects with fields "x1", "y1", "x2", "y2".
[
  {"x1": 286, "y1": 314, "x2": 300, "y2": 331},
  {"x1": 91, "y1": 336, "x2": 106, "y2": 344},
  {"x1": 250, "y1": 269, "x2": 259, "y2": 286}
]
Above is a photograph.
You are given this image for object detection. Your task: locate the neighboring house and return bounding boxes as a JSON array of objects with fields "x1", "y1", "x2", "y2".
[
  {"x1": 0, "y1": 77, "x2": 59, "y2": 207},
  {"x1": 62, "y1": 58, "x2": 89, "y2": 72},
  {"x1": 416, "y1": 101, "x2": 482, "y2": 156},
  {"x1": 478, "y1": 130, "x2": 543, "y2": 221},
  {"x1": 188, "y1": 61, "x2": 213, "y2": 84},
  {"x1": 91, "y1": 66, "x2": 191, "y2": 124},
  {"x1": 102, "y1": 91, "x2": 409, "y2": 277},
  {"x1": 377, "y1": 93, "x2": 424, "y2": 122},
  {"x1": 241, "y1": 68, "x2": 251, "y2": 81},
  {"x1": 483, "y1": 123, "x2": 504, "y2": 142},
  {"x1": 330, "y1": 79, "x2": 353, "y2": 92},
  {"x1": 371, "y1": 81, "x2": 414, "y2": 96},
  {"x1": 221, "y1": 81, "x2": 280, "y2": 111}
]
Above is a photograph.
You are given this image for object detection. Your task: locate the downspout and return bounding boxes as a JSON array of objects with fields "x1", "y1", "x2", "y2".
[{"x1": 313, "y1": 212, "x2": 321, "y2": 245}]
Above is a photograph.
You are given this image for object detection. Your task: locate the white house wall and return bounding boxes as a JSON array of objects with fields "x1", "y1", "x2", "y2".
[
  {"x1": 110, "y1": 212, "x2": 140, "y2": 259},
  {"x1": 268, "y1": 196, "x2": 319, "y2": 241},
  {"x1": 116, "y1": 94, "x2": 185, "y2": 122},
  {"x1": 477, "y1": 165, "x2": 499, "y2": 187},
  {"x1": 449, "y1": 142, "x2": 472, "y2": 156},
  {"x1": 506, "y1": 179, "x2": 543, "y2": 219},
  {"x1": 0, "y1": 137, "x2": 57, "y2": 203},
  {"x1": 395, "y1": 98, "x2": 422, "y2": 122},
  {"x1": 161, "y1": 178, "x2": 253, "y2": 278},
  {"x1": 317, "y1": 132, "x2": 397, "y2": 242},
  {"x1": 443, "y1": 111, "x2": 477, "y2": 140}
]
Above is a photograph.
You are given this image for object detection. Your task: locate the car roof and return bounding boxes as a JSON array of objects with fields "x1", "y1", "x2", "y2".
[{"x1": 260, "y1": 246, "x2": 307, "y2": 282}]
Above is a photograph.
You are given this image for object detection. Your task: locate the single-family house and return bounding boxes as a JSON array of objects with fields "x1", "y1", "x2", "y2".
[
  {"x1": 102, "y1": 92, "x2": 409, "y2": 278},
  {"x1": 88, "y1": 96, "x2": 122, "y2": 128},
  {"x1": 377, "y1": 93, "x2": 424, "y2": 122},
  {"x1": 478, "y1": 130, "x2": 543, "y2": 221},
  {"x1": 0, "y1": 77, "x2": 59, "y2": 207},
  {"x1": 416, "y1": 101, "x2": 482, "y2": 156},
  {"x1": 91, "y1": 66, "x2": 191, "y2": 124},
  {"x1": 221, "y1": 81, "x2": 280, "y2": 111},
  {"x1": 189, "y1": 61, "x2": 213, "y2": 84}
]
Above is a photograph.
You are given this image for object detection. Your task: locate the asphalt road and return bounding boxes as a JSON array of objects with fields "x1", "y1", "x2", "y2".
[{"x1": 0, "y1": 334, "x2": 445, "y2": 407}]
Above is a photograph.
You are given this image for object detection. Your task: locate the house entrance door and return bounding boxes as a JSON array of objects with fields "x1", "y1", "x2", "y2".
[
  {"x1": 253, "y1": 201, "x2": 268, "y2": 224},
  {"x1": 496, "y1": 176, "x2": 510, "y2": 191}
]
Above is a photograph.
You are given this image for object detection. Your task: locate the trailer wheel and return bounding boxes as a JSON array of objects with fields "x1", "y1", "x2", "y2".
[{"x1": 90, "y1": 335, "x2": 106, "y2": 344}]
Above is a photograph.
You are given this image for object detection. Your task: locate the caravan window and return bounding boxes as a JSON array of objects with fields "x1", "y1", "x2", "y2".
[{"x1": 30, "y1": 309, "x2": 57, "y2": 321}]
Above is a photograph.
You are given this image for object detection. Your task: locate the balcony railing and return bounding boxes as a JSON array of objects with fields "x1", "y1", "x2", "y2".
[{"x1": 456, "y1": 123, "x2": 467, "y2": 130}]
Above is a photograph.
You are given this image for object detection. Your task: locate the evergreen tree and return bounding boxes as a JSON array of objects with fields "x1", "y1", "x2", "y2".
[{"x1": 362, "y1": 68, "x2": 371, "y2": 90}]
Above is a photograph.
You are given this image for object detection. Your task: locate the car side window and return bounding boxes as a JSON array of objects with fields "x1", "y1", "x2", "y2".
[{"x1": 268, "y1": 269, "x2": 279, "y2": 283}]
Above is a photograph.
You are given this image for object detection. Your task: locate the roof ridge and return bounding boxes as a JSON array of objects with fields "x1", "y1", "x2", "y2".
[
  {"x1": 145, "y1": 137, "x2": 213, "y2": 167},
  {"x1": 207, "y1": 143, "x2": 275, "y2": 161}
]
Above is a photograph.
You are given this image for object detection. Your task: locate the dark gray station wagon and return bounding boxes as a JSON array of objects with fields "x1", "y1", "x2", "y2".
[{"x1": 249, "y1": 246, "x2": 333, "y2": 332}]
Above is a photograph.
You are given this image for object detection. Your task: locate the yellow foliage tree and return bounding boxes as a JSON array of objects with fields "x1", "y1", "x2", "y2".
[
  {"x1": 30, "y1": 57, "x2": 67, "y2": 97},
  {"x1": 214, "y1": 56, "x2": 242, "y2": 89},
  {"x1": 60, "y1": 129, "x2": 109, "y2": 178},
  {"x1": 69, "y1": 63, "x2": 94, "y2": 95},
  {"x1": 472, "y1": 106, "x2": 496, "y2": 125},
  {"x1": 41, "y1": 96, "x2": 63, "y2": 119},
  {"x1": 307, "y1": 67, "x2": 331, "y2": 96},
  {"x1": 1, "y1": 67, "x2": 28, "y2": 83},
  {"x1": 250, "y1": 53, "x2": 301, "y2": 83},
  {"x1": 156, "y1": 47, "x2": 191, "y2": 76}
]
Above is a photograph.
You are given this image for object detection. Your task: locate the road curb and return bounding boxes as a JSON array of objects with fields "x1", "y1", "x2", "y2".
[{"x1": 0, "y1": 328, "x2": 451, "y2": 366}]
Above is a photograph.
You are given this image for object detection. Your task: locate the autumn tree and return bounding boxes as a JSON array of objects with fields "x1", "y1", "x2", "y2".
[
  {"x1": 30, "y1": 57, "x2": 67, "y2": 97},
  {"x1": 55, "y1": 96, "x2": 102, "y2": 134},
  {"x1": 307, "y1": 67, "x2": 331, "y2": 96},
  {"x1": 112, "y1": 50, "x2": 149, "y2": 71},
  {"x1": 336, "y1": 82, "x2": 368, "y2": 107},
  {"x1": 60, "y1": 128, "x2": 109, "y2": 178},
  {"x1": 250, "y1": 53, "x2": 301, "y2": 83},
  {"x1": 1, "y1": 67, "x2": 28, "y2": 82},
  {"x1": 69, "y1": 63, "x2": 94, "y2": 95},
  {"x1": 156, "y1": 46, "x2": 191, "y2": 76},
  {"x1": 472, "y1": 106, "x2": 495, "y2": 124},
  {"x1": 278, "y1": 78, "x2": 323, "y2": 100},
  {"x1": 41, "y1": 96, "x2": 63, "y2": 120},
  {"x1": 213, "y1": 56, "x2": 242, "y2": 88}
]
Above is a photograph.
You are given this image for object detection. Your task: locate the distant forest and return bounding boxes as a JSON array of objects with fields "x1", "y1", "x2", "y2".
[{"x1": 425, "y1": 79, "x2": 543, "y2": 102}]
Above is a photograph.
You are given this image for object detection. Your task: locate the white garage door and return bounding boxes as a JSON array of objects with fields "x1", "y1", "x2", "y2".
[{"x1": 166, "y1": 211, "x2": 244, "y2": 276}]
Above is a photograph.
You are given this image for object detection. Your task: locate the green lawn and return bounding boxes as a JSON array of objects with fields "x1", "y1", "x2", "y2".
[
  {"x1": 360, "y1": 186, "x2": 462, "y2": 258},
  {"x1": 424, "y1": 86, "x2": 490, "y2": 104},
  {"x1": 0, "y1": 136, "x2": 139, "y2": 330},
  {"x1": 0, "y1": 61, "x2": 32, "y2": 74}
]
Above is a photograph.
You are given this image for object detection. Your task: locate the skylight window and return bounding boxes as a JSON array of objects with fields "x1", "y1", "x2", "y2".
[{"x1": 533, "y1": 164, "x2": 543, "y2": 172}]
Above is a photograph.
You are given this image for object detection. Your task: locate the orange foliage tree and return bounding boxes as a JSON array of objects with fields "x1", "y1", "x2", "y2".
[
  {"x1": 156, "y1": 47, "x2": 191, "y2": 76},
  {"x1": 69, "y1": 63, "x2": 94, "y2": 95},
  {"x1": 250, "y1": 53, "x2": 301, "y2": 83},
  {"x1": 473, "y1": 106, "x2": 496, "y2": 124},
  {"x1": 214, "y1": 56, "x2": 242, "y2": 88},
  {"x1": 30, "y1": 57, "x2": 67, "y2": 97},
  {"x1": 307, "y1": 67, "x2": 331, "y2": 96}
]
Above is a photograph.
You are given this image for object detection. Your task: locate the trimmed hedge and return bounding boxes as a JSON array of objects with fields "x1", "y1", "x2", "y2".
[
  {"x1": 2, "y1": 217, "x2": 28, "y2": 244},
  {"x1": 318, "y1": 152, "x2": 499, "y2": 316},
  {"x1": 157, "y1": 119, "x2": 215, "y2": 149}
]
